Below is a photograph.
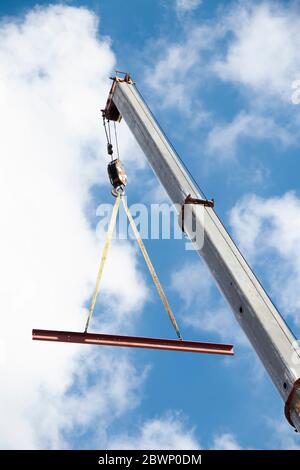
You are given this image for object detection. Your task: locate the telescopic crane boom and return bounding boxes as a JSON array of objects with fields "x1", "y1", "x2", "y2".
[{"x1": 103, "y1": 74, "x2": 300, "y2": 432}]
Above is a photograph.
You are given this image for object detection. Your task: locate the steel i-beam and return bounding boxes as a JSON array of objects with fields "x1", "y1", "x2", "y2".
[{"x1": 32, "y1": 329, "x2": 234, "y2": 356}]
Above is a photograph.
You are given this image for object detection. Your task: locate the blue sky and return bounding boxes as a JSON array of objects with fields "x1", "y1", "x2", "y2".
[{"x1": 1, "y1": 0, "x2": 300, "y2": 450}]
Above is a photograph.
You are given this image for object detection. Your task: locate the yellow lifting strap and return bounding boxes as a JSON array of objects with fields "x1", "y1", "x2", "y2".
[
  {"x1": 85, "y1": 194, "x2": 182, "y2": 340},
  {"x1": 84, "y1": 193, "x2": 121, "y2": 332},
  {"x1": 122, "y1": 197, "x2": 182, "y2": 340}
]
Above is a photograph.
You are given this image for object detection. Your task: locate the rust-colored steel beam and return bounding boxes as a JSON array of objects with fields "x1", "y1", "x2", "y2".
[{"x1": 32, "y1": 329, "x2": 234, "y2": 356}]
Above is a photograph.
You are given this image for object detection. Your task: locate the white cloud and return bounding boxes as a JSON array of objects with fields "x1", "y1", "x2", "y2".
[
  {"x1": 147, "y1": 1, "x2": 300, "y2": 111},
  {"x1": 146, "y1": 2, "x2": 300, "y2": 162},
  {"x1": 206, "y1": 112, "x2": 293, "y2": 159},
  {"x1": 108, "y1": 411, "x2": 244, "y2": 451},
  {"x1": 170, "y1": 261, "x2": 249, "y2": 346},
  {"x1": 214, "y1": 3, "x2": 300, "y2": 102},
  {"x1": 211, "y1": 433, "x2": 242, "y2": 450},
  {"x1": 176, "y1": 0, "x2": 202, "y2": 14},
  {"x1": 145, "y1": 26, "x2": 216, "y2": 114},
  {"x1": 230, "y1": 191, "x2": 300, "y2": 326},
  {"x1": 266, "y1": 419, "x2": 300, "y2": 450},
  {"x1": 33, "y1": 350, "x2": 149, "y2": 449},
  {"x1": 0, "y1": 5, "x2": 148, "y2": 449},
  {"x1": 108, "y1": 412, "x2": 200, "y2": 450}
]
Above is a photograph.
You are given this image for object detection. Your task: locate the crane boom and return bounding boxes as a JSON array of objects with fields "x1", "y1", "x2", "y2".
[{"x1": 105, "y1": 75, "x2": 300, "y2": 432}]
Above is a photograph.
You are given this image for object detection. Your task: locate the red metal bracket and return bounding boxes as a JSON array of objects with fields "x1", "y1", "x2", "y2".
[
  {"x1": 184, "y1": 194, "x2": 214, "y2": 208},
  {"x1": 102, "y1": 73, "x2": 133, "y2": 122},
  {"x1": 284, "y1": 378, "x2": 300, "y2": 430},
  {"x1": 180, "y1": 194, "x2": 214, "y2": 233},
  {"x1": 102, "y1": 78, "x2": 121, "y2": 122},
  {"x1": 32, "y1": 329, "x2": 234, "y2": 356}
]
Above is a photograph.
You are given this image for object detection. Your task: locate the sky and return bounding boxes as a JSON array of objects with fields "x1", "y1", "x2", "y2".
[{"x1": 0, "y1": 0, "x2": 300, "y2": 450}]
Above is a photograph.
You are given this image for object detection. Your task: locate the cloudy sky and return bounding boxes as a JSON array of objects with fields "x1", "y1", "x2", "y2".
[{"x1": 1, "y1": 0, "x2": 300, "y2": 450}]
